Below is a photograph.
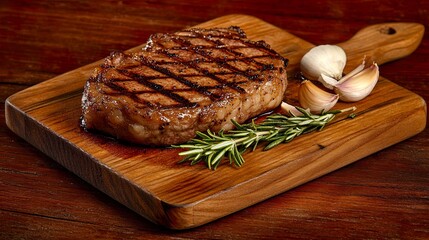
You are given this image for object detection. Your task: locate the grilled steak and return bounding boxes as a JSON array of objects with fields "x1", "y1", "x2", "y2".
[{"x1": 81, "y1": 26, "x2": 288, "y2": 146}]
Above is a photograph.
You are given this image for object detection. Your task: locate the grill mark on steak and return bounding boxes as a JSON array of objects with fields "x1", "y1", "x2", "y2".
[
  {"x1": 171, "y1": 36, "x2": 264, "y2": 77},
  {"x1": 154, "y1": 46, "x2": 246, "y2": 93},
  {"x1": 117, "y1": 69, "x2": 198, "y2": 107},
  {"x1": 168, "y1": 31, "x2": 287, "y2": 81},
  {"x1": 133, "y1": 55, "x2": 222, "y2": 102},
  {"x1": 168, "y1": 37, "x2": 261, "y2": 84},
  {"x1": 90, "y1": 28, "x2": 288, "y2": 110},
  {"x1": 143, "y1": 54, "x2": 283, "y2": 75},
  {"x1": 178, "y1": 27, "x2": 286, "y2": 66},
  {"x1": 143, "y1": 27, "x2": 262, "y2": 96},
  {"x1": 90, "y1": 61, "x2": 198, "y2": 108},
  {"x1": 92, "y1": 58, "x2": 204, "y2": 108}
]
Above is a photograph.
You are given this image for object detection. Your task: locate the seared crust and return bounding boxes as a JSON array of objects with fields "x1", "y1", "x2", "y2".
[{"x1": 81, "y1": 26, "x2": 288, "y2": 146}]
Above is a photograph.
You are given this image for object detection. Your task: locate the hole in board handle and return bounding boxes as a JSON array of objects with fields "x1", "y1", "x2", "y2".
[{"x1": 379, "y1": 27, "x2": 397, "y2": 35}]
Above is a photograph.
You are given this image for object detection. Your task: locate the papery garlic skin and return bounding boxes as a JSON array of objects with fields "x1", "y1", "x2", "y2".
[
  {"x1": 279, "y1": 102, "x2": 305, "y2": 116},
  {"x1": 299, "y1": 80, "x2": 339, "y2": 114},
  {"x1": 301, "y1": 45, "x2": 347, "y2": 82},
  {"x1": 335, "y1": 62, "x2": 379, "y2": 102}
]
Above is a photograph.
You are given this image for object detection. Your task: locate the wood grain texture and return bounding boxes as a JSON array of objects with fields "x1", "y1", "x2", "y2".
[{"x1": 4, "y1": 14, "x2": 426, "y2": 229}]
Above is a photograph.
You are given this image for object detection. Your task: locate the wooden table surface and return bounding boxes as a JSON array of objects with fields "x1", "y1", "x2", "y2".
[{"x1": 1, "y1": 0, "x2": 428, "y2": 239}]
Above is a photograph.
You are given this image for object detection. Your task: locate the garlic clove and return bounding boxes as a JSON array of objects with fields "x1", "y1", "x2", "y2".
[
  {"x1": 299, "y1": 80, "x2": 339, "y2": 114},
  {"x1": 279, "y1": 101, "x2": 306, "y2": 116},
  {"x1": 335, "y1": 62, "x2": 379, "y2": 102},
  {"x1": 300, "y1": 45, "x2": 347, "y2": 81}
]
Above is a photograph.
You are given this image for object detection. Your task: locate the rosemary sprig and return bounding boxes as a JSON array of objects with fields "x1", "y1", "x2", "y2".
[{"x1": 173, "y1": 106, "x2": 356, "y2": 170}]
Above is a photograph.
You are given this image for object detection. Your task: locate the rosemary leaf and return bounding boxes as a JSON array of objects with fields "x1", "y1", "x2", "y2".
[
  {"x1": 179, "y1": 148, "x2": 204, "y2": 156},
  {"x1": 211, "y1": 140, "x2": 234, "y2": 150},
  {"x1": 264, "y1": 136, "x2": 285, "y2": 151}
]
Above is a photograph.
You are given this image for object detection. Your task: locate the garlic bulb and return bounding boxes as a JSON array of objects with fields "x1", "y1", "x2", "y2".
[
  {"x1": 300, "y1": 45, "x2": 347, "y2": 87},
  {"x1": 334, "y1": 62, "x2": 379, "y2": 102},
  {"x1": 298, "y1": 80, "x2": 339, "y2": 114},
  {"x1": 300, "y1": 43, "x2": 380, "y2": 102}
]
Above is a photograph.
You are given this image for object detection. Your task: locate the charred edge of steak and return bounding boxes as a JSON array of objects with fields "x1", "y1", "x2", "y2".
[{"x1": 176, "y1": 26, "x2": 247, "y2": 38}]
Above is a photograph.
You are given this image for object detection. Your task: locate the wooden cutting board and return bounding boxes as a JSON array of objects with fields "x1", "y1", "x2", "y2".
[{"x1": 5, "y1": 14, "x2": 426, "y2": 229}]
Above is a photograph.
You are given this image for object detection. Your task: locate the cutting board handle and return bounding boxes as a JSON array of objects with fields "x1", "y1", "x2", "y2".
[{"x1": 337, "y1": 22, "x2": 424, "y2": 72}]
